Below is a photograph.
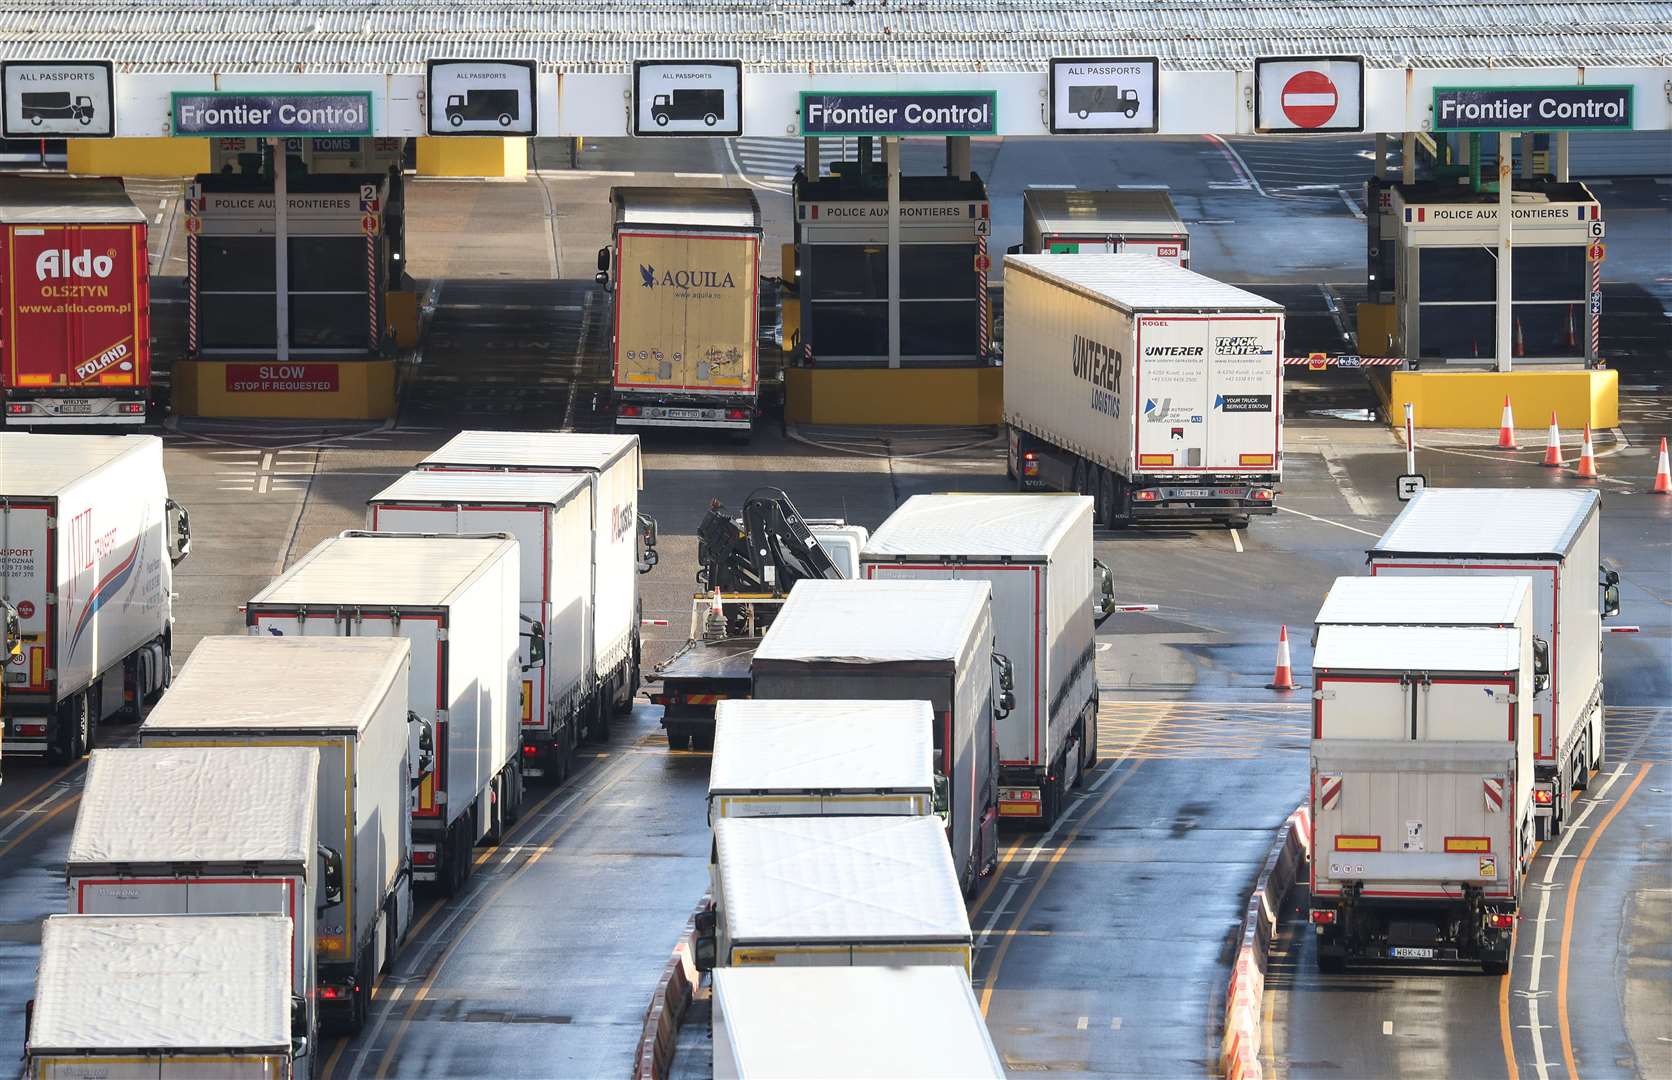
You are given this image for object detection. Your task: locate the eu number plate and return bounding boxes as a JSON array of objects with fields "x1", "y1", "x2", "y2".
[
  {"x1": 52, "y1": 399, "x2": 94, "y2": 415},
  {"x1": 1390, "y1": 947, "x2": 1435, "y2": 960}
]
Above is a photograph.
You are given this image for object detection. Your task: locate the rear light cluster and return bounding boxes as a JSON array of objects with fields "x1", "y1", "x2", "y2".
[
  {"x1": 725, "y1": 408, "x2": 749, "y2": 421},
  {"x1": 1133, "y1": 490, "x2": 1160, "y2": 502},
  {"x1": 6, "y1": 403, "x2": 30, "y2": 416},
  {"x1": 1487, "y1": 912, "x2": 1516, "y2": 929},
  {"x1": 1309, "y1": 909, "x2": 1337, "y2": 926},
  {"x1": 619, "y1": 405, "x2": 642, "y2": 418},
  {"x1": 319, "y1": 982, "x2": 357, "y2": 1001},
  {"x1": 412, "y1": 849, "x2": 437, "y2": 867},
  {"x1": 1533, "y1": 788, "x2": 1554, "y2": 806},
  {"x1": 118, "y1": 402, "x2": 145, "y2": 415},
  {"x1": 522, "y1": 744, "x2": 538, "y2": 757},
  {"x1": 15, "y1": 722, "x2": 46, "y2": 737},
  {"x1": 1253, "y1": 489, "x2": 1274, "y2": 501}
]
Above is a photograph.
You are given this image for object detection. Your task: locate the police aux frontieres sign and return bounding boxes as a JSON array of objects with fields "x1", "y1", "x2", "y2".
[{"x1": 173, "y1": 92, "x2": 373, "y2": 136}]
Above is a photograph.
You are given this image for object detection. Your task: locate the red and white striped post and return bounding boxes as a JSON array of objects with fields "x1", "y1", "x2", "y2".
[
  {"x1": 1589, "y1": 251, "x2": 1602, "y2": 361},
  {"x1": 367, "y1": 232, "x2": 379, "y2": 352},
  {"x1": 976, "y1": 231, "x2": 990, "y2": 362},
  {"x1": 185, "y1": 184, "x2": 201, "y2": 355}
]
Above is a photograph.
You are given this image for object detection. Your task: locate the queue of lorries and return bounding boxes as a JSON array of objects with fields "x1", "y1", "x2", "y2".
[{"x1": 5, "y1": 429, "x2": 656, "y2": 1078}]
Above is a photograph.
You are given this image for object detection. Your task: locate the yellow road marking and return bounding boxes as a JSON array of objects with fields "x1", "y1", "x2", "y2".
[
  {"x1": 372, "y1": 756, "x2": 641, "y2": 1078},
  {"x1": 1558, "y1": 763, "x2": 1651, "y2": 1080},
  {"x1": 0, "y1": 794, "x2": 78, "y2": 861},
  {"x1": 1500, "y1": 918, "x2": 1519, "y2": 1080},
  {"x1": 978, "y1": 761, "x2": 1144, "y2": 1016},
  {"x1": 0, "y1": 761, "x2": 80, "y2": 817}
]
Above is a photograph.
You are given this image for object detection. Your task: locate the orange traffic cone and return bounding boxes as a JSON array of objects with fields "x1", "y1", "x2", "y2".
[
  {"x1": 1542, "y1": 412, "x2": 1565, "y2": 467},
  {"x1": 1267, "y1": 625, "x2": 1296, "y2": 691},
  {"x1": 1575, "y1": 425, "x2": 1599, "y2": 479},
  {"x1": 710, "y1": 588, "x2": 725, "y2": 617},
  {"x1": 1497, "y1": 396, "x2": 1518, "y2": 449},
  {"x1": 1651, "y1": 437, "x2": 1671, "y2": 494}
]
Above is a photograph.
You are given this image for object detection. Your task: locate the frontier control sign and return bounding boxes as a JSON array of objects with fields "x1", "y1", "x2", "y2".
[
  {"x1": 1433, "y1": 86, "x2": 1633, "y2": 132},
  {"x1": 173, "y1": 92, "x2": 373, "y2": 136},
  {"x1": 800, "y1": 92, "x2": 996, "y2": 136}
]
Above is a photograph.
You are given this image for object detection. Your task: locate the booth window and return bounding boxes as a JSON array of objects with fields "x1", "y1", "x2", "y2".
[
  {"x1": 808, "y1": 245, "x2": 887, "y2": 358},
  {"x1": 809, "y1": 245, "x2": 887, "y2": 300},
  {"x1": 197, "y1": 237, "x2": 277, "y2": 349},
  {"x1": 901, "y1": 245, "x2": 976, "y2": 299},
  {"x1": 1416, "y1": 244, "x2": 1586, "y2": 359},
  {"x1": 811, "y1": 302, "x2": 889, "y2": 358}
]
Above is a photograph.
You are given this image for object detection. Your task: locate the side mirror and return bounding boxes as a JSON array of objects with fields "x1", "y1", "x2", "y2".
[
  {"x1": 1602, "y1": 583, "x2": 1621, "y2": 619},
  {"x1": 166, "y1": 498, "x2": 192, "y2": 565},
  {"x1": 597, "y1": 247, "x2": 611, "y2": 274},
  {"x1": 692, "y1": 908, "x2": 718, "y2": 973},
  {"x1": 2, "y1": 600, "x2": 19, "y2": 658},
  {"x1": 524, "y1": 621, "x2": 546, "y2": 668},
  {"x1": 1532, "y1": 636, "x2": 1551, "y2": 695},
  {"x1": 997, "y1": 689, "x2": 1016, "y2": 718},
  {"x1": 409, "y1": 710, "x2": 435, "y2": 781},
  {"x1": 637, "y1": 514, "x2": 660, "y2": 574},
  {"x1": 932, "y1": 773, "x2": 950, "y2": 820},
  {"x1": 317, "y1": 844, "x2": 345, "y2": 908},
  {"x1": 1006, "y1": 243, "x2": 1022, "y2": 256},
  {"x1": 994, "y1": 653, "x2": 1015, "y2": 693},
  {"x1": 1092, "y1": 558, "x2": 1116, "y2": 625}
]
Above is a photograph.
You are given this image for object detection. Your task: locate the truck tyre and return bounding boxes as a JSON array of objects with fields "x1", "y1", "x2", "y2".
[
  {"x1": 668, "y1": 729, "x2": 691, "y2": 751},
  {"x1": 1072, "y1": 459, "x2": 1090, "y2": 498},
  {"x1": 1227, "y1": 515, "x2": 1251, "y2": 530},
  {"x1": 50, "y1": 691, "x2": 93, "y2": 764}
]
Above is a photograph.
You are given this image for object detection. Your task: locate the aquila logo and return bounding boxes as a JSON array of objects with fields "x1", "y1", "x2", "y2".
[
  {"x1": 640, "y1": 264, "x2": 736, "y2": 290},
  {"x1": 640, "y1": 264, "x2": 657, "y2": 288}
]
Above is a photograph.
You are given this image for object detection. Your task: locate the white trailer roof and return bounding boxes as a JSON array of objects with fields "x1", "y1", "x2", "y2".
[
  {"x1": 0, "y1": 177, "x2": 146, "y2": 224},
  {"x1": 1024, "y1": 188, "x2": 1186, "y2": 237},
  {"x1": 1313, "y1": 625, "x2": 1520, "y2": 674},
  {"x1": 754, "y1": 580, "x2": 990, "y2": 665},
  {"x1": 715, "y1": 966, "x2": 1004, "y2": 1079},
  {"x1": 68, "y1": 747, "x2": 318, "y2": 868},
  {"x1": 1005, "y1": 253, "x2": 1280, "y2": 313},
  {"x1": 142, "y1": 636, "x2": 409, "y2": 735},
  {"x1": 715, "y1": 816, "x2": 969, "y2": 944},
  {"x1": 709, "y1": 700, "x2": 936, "y2": 797},
  {"x1": 371, "y1": 469, "x2": 590, "y2": 509},
  {"x1": 30, "y1": 914, "x2": 290, "y2": 1053},
  {"x1": 0, "y1": 433, "x2": 157, "y2": 496},
  {"x1": 420, "y1": 431, "x2": 639, "y2": 475},
  {"x1": 862, "y1": 493, "x2": 1090, "y2": 560},
  {"x1": 1315, "y1": 576, "x2": 1531, "y2": 627},
  {"x1": 1371, "y1": 488, "x2": 1598, "y2": 558},
  {"x1": 247, "y1": 533, "x2": 516, "y2": 608}
]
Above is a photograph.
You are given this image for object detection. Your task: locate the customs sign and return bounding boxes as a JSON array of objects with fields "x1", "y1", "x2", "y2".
[
  {"x1": 800, "y1": 92, "x2": 996, "y2": 137},
  {"x1": 173, "y1": 92, "x2": 373, "y2": 136},
  {"x1": 1432, "y1": 86, "x2": 1633, "y2": 132}
]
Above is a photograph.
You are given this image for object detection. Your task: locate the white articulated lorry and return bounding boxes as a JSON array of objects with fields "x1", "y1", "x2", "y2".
[
  {"x1": 751, "y1": 579, "x2": 1005, "y2": 895},
  {"x1": 1308, "y1": 583, "x2": 1539, "y2": 974},
  {"x1": 862, "y1": 493, "x2": 1098, "y2": 827},
  {"x1": 244, "y1": 532, "x2": 522, "y2": 897},
  {"x1": 138, "y1": 636, "x2": 415, "y2": 1031},
  {"x1": 1367, "y1": 488, "x2": 1613, "y2": 839},
  {"x1": 64, "y1": 748, "x2": 324, "y2": 1073},
  {"x1": 0, "y1": 433, "x2": 191, "y2": 764},
  {"x1": 1018, "y1": 188, "x2": 1190, "y2": 265},
  {"x1": 27, "y1": 914, "x2": 298, "y2": 1079},
  {"x1": 1002, "y1": 254, "x2": 1284, "y2": 527},
  {"x1": 713, "y1": 966, "x2": 1004, "y2": 1080},
  {"x1": 419, "y1": 431, "x2": 657, "y2": 733},
  {"x1": 700, "y1": 815, "x2": 972, "y2": 973},
  {"x1": 707, "y1": 699, "x2": 937, "y2": 822},
  {"x1": 368, "y1": 469, "x2": 595, "y2": 780}
]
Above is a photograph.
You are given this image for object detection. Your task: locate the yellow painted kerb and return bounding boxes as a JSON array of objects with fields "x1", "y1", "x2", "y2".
[
  {"x1": 1392, "y1": 369, "x2": 1618, "y2": 430},
  {"x1": 172, "y1": 359, "x2": 396, "y2": 420},
  {"x1": 786, "y1": 367, "x2": 1002, "y2": 426},
  {"x1": 416, "y1": 137, "x2": 527, "y2": 178}
]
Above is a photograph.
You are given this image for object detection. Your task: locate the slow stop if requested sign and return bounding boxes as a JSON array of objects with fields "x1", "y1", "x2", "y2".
[{"x1": 1255, "y1": 56, "x2": 1365, "y2": 133}]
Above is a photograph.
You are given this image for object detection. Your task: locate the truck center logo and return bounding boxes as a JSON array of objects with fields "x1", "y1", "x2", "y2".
[
  {"x1": 1215, "y1": 335, "x2": 1274, "y2": 357},
  {"x1": 639, "y1": 264, "x2": 736, "y2": 290},
  {"x1": 35, "y1": 248, "x2": 115, "y2": 280},
  {"x1": 1071, "y1": 334, "x2": 1121, "y2": 419}
]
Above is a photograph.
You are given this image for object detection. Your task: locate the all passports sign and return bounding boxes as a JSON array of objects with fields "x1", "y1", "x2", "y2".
[{"x1": 1433, "y1": 85, "x2": 1633, "y2": 132}]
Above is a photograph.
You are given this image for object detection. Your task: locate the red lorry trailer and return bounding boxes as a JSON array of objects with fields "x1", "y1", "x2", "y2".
[{"x1": 1, "y1": 178, "x2": 150, "y2": 426}]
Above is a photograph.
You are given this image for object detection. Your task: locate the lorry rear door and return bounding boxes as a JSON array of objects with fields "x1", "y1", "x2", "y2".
[
  {"x1": 1134, "y1": 316, "x2": 1210, "y2": 470},
  {"x1": 1204, "y1": 316, "x2": 1281, "y2": 472},
  {"x1": 613, "y1": 231, "x2": 758, "y2": 397},
  {"x1": 4, "y1": 222, "x2": 146, "y2": 394}
]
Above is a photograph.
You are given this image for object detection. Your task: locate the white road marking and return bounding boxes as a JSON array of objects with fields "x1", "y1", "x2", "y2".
[
  {"x1": 1231, "y1": 528, "x2": 1244, "y2": 553},
  {"x1": 1317, "y1": 444, "x2": 1373, "y2": 516},
  {"x1": 1273, "y1": 504, "x2": 1382, "y2": 537},
  {"x1": 1382, "y1": 1020, "x2": 1393, "y2": 1035},
  {"x1": 1076, "y1": 1016, "x2": 1089, "y2": 1030},
  {"x1": 1525, "y1": 764, "x2": 1627, "y2": 1080},
  {"x1": 673, "y1": 172, "x2": 722, "y2": 179},
  {"x1": 1109, "y1": 1017, "x2": 1122, "y2": 1030},
  {"x1": 0, "y1": 785, "x2": 68, "y2": 843}
]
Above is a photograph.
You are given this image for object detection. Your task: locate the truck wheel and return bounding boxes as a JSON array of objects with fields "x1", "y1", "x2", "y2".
[
  {"x1": 1481, "y1": 956, "x2": 1510, "y2": 976},
  {"x1": 1071, "y1": 459, "x2": 1088, "y2": 499},
  {"x1": 60, "y1": 690, "x2": 94, "y2": 760},
  {"x1": 506, "y1": 763, "x2": 524, "y2": 827},
  {"x1": 668, "y1": 729, "x2": 690, "y2": 751},
  {"x1": 1227, "y1": 515, "x2": 1251, "y2": 530}
]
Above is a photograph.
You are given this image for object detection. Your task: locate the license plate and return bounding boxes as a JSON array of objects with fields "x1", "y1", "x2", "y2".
[
  {"x1": 523, "y1": 767, "x2": 544, "y2": 778},
  {"x1": 665, "y1": 408, "x2": 702, "y2": 419},
  {"x1": 51, "y1": 399, "x2": 94, "y2": 415},
  {"x1": 1390, "y1": 947, "x2": 1435, "y2": 960}
]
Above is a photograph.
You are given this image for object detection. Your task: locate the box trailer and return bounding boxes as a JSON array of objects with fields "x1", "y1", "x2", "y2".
[
  {"x1": 601, "y1": 187, "x2": 762, "y2": 436},
  {"x1": 862, "y1": 493, "x2": 1098, "y2": 827},
  {"x1": 713, "y1": 966, "x2": 1004, "y2": 1080},
  {"x1": 1003, "y1": 254, "x2": 1284, "y2": 526},
  {"x1": 1309, "y1": 620, "x2": 1536, "y2": 973},
  {"x1": 0, "y1": 433, "x2": 190, "y2": 764},
  {"x1": 708, "y1": 699, "x2": 937, "y2": 823},
  {"x1": 706, "y1": 815, "x2": 972, "y2": 971},
  {"x1": 244, "y1": 532, "x2": 522, "y2": 897},
  {"x1": 138, "y1": 635, "x2": 415, "y2": 1030},
  {"x1": 64, "y1": 746, "x2": 322, "y2": 1066},
  {"x1": 419, "y1": 431, "x2": 655, "y2": 731},
  {"x1": 27, "y1": 914, "x2": 297, "y2": 1079},
  {"x1": 752, "y1": 579, "x2": 1003, "y2": 894},
  {"x1": 1367, "y1": 488, "x2": 1612, "y2": 839},
  {"x1": 369, "y1": 469, "x2": 595, "y2": 780},
  {"x1": 1, "y1": 177, "x2": 151, "y2": 426},
  {"x1": 1019, "y1": 189, "x2": 1190, "y2": 265}
]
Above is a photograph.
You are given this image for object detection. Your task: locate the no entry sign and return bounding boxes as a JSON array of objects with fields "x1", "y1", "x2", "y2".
[{"x1": 1255, "y1": 56, "x2": 1364, "y2": 133}]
